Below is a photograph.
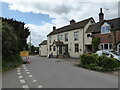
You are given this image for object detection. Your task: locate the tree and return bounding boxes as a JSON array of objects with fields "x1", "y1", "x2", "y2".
[
  {"x1": 2, "y1": 17, "x2": 30, "y2": 62},
  {"x1": 92, "y1": 37, "x2": 100, "y2": 52}
]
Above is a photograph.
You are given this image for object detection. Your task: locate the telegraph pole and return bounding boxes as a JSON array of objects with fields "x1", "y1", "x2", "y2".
[{"x1": 29, "y1": 31, "x2": 31, "y2": 54}]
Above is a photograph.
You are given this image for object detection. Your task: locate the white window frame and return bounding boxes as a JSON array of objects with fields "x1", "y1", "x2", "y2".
[
  {"x1": 100, "y1": 43, "x2": 113, "y2": 51},
  {"x1": 74, "y1": 31, "x2": 79, "y2": 41},
  {"x1": 101, "y1": 26, "x2": 111, "y2": 34},
  {"x1": 65, "y1": 33, "x2": 68, "y2": 41}
]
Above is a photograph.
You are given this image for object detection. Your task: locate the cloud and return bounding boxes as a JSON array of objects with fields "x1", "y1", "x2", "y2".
[{"x1": 1, "y1": 0, "x2": 119, "y2": 46}]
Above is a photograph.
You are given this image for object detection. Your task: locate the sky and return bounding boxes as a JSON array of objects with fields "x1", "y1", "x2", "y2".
[{"x1": 1, "y1": 0, "x2": 119, "y2": 47}]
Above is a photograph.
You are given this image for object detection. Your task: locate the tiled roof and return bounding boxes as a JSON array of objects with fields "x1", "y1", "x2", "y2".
[
  {"x1": 86, "y1": 17, "x2": 120, "y2": 33},
  {"x1": 47, "y1": 17, "x2": 94, "y2": 36},
  {"x1": 39, "y1": 40, "x2": 47, "y2": 45}
]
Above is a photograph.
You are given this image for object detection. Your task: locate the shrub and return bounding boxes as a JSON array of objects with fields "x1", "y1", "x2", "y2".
[{"x1": 80, "y1": 54, "x2": 120, "y2": 72}]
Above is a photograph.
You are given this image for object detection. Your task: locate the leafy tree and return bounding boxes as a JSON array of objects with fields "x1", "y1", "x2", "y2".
[{"x1": 92, "y1": 37, "x2": 100, "y2": 52}]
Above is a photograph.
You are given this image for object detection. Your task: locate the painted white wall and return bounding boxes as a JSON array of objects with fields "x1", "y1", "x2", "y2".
[
  {"x1": 47, "y1": 18, "x2": 94, "y2": 58},
  {"x1": 39, "y1": 45, "x2": 47, "y2": 56}
]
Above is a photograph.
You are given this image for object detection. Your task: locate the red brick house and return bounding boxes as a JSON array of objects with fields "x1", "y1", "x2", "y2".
[{"x1": 86, "y1": 8, "x2": 120, "y2": 52}]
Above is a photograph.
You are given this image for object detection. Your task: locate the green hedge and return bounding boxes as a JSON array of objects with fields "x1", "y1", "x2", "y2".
[
  {"x1": 2, "y1": 54, "x2": 22, "y2": 72},
  {"x1": 80, "y1": 54, "x2": 120, "y2": 71}
]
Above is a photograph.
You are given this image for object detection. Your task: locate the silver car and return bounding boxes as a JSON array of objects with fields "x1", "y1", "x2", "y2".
[{"x1": 96, "y1": 50, "x2": 120, "y2": 61}]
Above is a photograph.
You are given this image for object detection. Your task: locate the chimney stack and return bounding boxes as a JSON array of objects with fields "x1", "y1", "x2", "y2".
[
  {"x1": 53, "y1": 26, "x2": 56, "y2": 31},
  {"x1": 70, "y1": 19, "x2": 76, "y2": 25},
  {"x1": 99, "y1": 8, "x2": 104, "y2": 22}
]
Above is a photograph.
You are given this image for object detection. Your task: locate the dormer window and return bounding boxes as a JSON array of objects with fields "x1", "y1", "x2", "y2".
[{"x1": 101, "y1": 26, "x2": 110, "y2": 34}]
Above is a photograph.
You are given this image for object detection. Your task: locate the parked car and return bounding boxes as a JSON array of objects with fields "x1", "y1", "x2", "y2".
[{"x1": 96, "y1": 50, "x2": 120, "y2": 61}]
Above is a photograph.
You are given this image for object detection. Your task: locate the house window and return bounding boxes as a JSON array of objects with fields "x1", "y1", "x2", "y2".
[
  {"x1": 49, "y1": 37, "x2": 51, "y2": 43},
  {"x1": 58, "y1": 34, "x2": 63, "y2": 41},
  {"x1": 100, "y1": 43, "x2": 113, "y2": 50},
  {"x1": 53, "y1": 46, "x2": 56, "y2": 51},
  {"x1": 104, "y1": 44, "x2": 108, "y2": 49},
  {"x1": 75, "y1": 44, "x2": 79, "y2": 52},
  {"x1": 49, "y1": 45, "x2": 52, "y2": 51},
  {"x1": 74, "y1": 32, "x2": 79, "y2": 41},
  {"x1": 60, "y1": 34, "x2": 63, "y2": 40},
  {"x1": 109, "y1": 43, "x2": 112, "y2": 49},
  {"x1": 101, "y1": 26, "x2": 110, "y2": 34},
  {"x1": 65, "y1": 33, "x2": 68, "y2": 41}
]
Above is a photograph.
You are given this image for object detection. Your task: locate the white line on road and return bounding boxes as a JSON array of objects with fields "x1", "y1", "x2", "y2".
[
  {"x1": 33, "y1": 79, "x2": 37, "y2": 83},
  {"x1": 18, "y1": 73, "x2": 21, "y2": 75},
  {"x1": 28, "y1": 75, "x2": 32, "y2": 77},
  {"x1": 38, "y1": 85, "x2": 43, "y2": 88},
  {"x1": 17, "y1": 70, "x2": 21, "y2": 72},
  {"x1": 26, "y1": 72, "x2": 30, "y2": 74},
  {"x1": 20, "y1": 79, "x2": 25, "y2": 84},
  {"x1": 25, "y1": 70, "x2": 29, "y2": 72},
  {"x1": 23, "y1": 85, "x2": 29, "y2": 88},
  {"x1": 17, "y1": 68, "x2": 20, "y2": 70},
  {"x1": 19, "y1": 76, "x2": 23, "y2": 79}
]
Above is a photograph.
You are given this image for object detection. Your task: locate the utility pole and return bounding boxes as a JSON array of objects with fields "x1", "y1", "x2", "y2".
[{"x1": 29, "y1": 31, "x2": 31, "y2": 54}]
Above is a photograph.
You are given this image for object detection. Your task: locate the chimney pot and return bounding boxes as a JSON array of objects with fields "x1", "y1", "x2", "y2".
[
  {"x1": 53, "y1": 26, "x2": 56, "y2": 31},
  {"x1": 70, "y1": 19, "x2": 76, "y2": 25}
]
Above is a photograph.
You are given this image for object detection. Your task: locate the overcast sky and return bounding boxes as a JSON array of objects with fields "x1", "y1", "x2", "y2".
[{"x1": 1, "y1": 0, "x2": 119, "y2": 46}]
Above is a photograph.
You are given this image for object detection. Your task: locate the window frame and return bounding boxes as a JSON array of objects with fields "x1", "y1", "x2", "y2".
[
  {"x1": 100, "y1": 43, "x2": 113, "y2": 50},
  {"x1": 101, "y1": 26, "x2": 110, "y2": 34},
  {"x1": 65, "y1": 33, "x2": 68, "y2": 41},
  {"x1": 74, "y1": 31, "x2": 79, "y2": 41},
  {"x1": 75, "y1": 44, "x2": 79, "y2": 52}
]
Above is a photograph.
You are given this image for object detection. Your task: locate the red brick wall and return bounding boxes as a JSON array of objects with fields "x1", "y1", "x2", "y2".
[{"x1": 93, "y1": 30, "x2": 120, "y2": 43}]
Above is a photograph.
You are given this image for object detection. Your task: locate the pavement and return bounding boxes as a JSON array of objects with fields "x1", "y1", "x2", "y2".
[{"x1": 2, "y1": 55, "x2": 119, "y2": 88}]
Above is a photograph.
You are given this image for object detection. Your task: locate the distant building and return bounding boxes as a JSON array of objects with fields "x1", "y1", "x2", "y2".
[
  {"x1": 39, "y1": 40, "x2": 47, "y2": 56},
  {"x1": 86, "y1": 8, "x2": 120, "y2": 52}
]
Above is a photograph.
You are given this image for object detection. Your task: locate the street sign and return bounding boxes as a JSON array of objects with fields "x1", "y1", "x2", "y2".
[{"x1": 20, "y1": 51, "x2": 28, "y2": 57}]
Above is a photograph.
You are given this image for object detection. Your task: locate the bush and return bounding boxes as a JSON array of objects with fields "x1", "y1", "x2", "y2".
[
  {"x1": 2, "y1": 54, "x2": 22, "y2": 72},
  {"x1": 80, "y1": 54, "x2": 120, "y2": 72}
]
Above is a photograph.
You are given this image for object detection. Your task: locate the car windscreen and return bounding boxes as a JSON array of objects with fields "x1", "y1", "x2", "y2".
[{"x1": 110, "y1": 51, "x2": 120, "y2": 56}]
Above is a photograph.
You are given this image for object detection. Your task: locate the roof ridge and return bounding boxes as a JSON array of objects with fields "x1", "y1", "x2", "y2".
[{"x1": 56, "y1": 17, "x2": 93, "y2": 30}]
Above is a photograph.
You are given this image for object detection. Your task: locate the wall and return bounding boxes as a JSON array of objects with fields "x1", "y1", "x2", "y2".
[
  {"x1": 47, "y1": 18, "x2": 94, "y2": 58},
  {"x1": 39, "y1": 45, "x2": 47, "y2": 56},
  {"x1": 93, "y1": 30, "x2": 120, "y2": 44}
]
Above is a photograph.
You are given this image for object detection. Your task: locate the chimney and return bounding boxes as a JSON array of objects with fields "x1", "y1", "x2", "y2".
[
  {"x1": 70, "y1": 19, "x2": 76, "y2": 25},
  {"x1": 99, "y1": 8, "x2": 104, "y2": 22},
  {"x1": 53, "y1": 26, "x2": 56, "y2": 31}
]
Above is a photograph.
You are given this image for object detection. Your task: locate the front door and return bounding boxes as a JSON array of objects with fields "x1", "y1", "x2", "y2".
[{"x1": 59, "y1": 46, "x2": 62, "y2": 55}]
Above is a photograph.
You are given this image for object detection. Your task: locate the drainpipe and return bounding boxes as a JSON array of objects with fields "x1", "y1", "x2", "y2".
[
  {"x1": 83, "y1": 28, "x2": 85, "y2": 54},
  {"x1": 113, "y1": 29, "x2": 116, "y2": 51}
]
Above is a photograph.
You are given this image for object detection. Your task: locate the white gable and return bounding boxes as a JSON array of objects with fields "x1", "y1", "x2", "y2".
[{"x1": 101, "y1": 22, "x2": 110, "y2": 27}]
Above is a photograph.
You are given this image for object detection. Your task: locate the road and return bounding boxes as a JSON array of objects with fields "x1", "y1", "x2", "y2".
[{"x1": 2, "y1": 55, "x2": 118, "y2": 88}]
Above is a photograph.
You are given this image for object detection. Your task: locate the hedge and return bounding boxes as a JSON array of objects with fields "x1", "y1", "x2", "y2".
[{"x1": 80, "y1": 54, "x2": 120, "y2": 71}]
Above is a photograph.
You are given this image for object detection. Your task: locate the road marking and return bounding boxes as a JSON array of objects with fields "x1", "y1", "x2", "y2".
[
  {"x1": 26, "y1": 72, "x2": 30, "y2": 74},
  {"x1": 28, "y1": 75, "x2": 32, "y2": 77},
  {"x1": 38, "y1": 85, "x2": 43, "y2": 88},
  {"x1": 33, "y1": 79, "x2": 37, "y2": 83},
  {"x1": 23, "y1": 85, "x2": 29, "y2": 88},
  {"x1": 20, "y1": 79, "x2": 25, "y2": 84},
  {"x1": 19, "y1": 76, "x2": 23, "y2": 79},
  {"x1": 25, "y1": 69, "x2": 28, "y2": 72},
  {"x1": 17, "y1": 70, "x2": 21, "y2": 72},
  {"x1": 18, "y1": 73, "x2": 21, "y2": 75},
  {"x1": 17, "y1": 68, "x2": 20, "y2": 70}
]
